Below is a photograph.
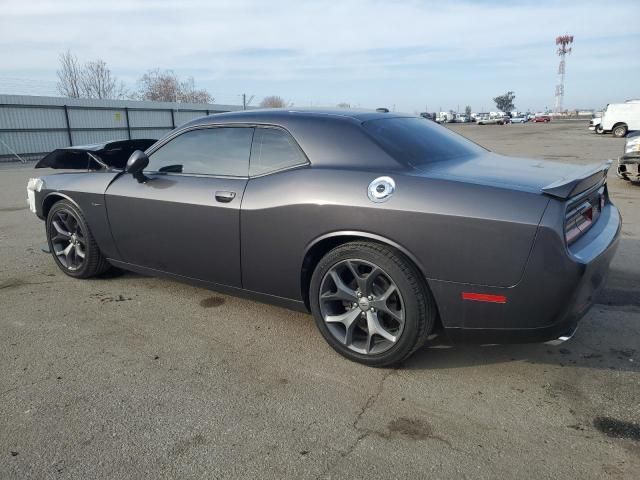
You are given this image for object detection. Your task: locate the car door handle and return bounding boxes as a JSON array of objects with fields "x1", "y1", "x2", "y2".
[{"x1": 215, "y1": 191, "x2": 236, "y2": 203}]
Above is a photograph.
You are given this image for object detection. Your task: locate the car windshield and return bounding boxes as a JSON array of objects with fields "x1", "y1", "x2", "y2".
[{"x1": 362, "y1": 117, "x2": 486, "y2": 166}]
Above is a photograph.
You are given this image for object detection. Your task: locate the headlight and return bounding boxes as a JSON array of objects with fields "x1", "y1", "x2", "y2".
[
  {"x1": 27, "y1": 177, "x2": 44, "y2": 192},
  {"x1": 26, "y1": 177, "x2": 44, "y2": 214},
  {"x1": 624, "y1": 135, "x2": 640, "y2": 155}
]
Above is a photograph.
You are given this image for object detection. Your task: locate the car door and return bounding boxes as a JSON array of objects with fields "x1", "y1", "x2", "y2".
[{"x1": 105, "y1": 125, "x2": 254, "y2": 287}]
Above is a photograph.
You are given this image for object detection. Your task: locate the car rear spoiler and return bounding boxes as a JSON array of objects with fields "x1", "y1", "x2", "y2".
[
  {"x1": 35, "y1": 139, "x2": 157, "y2": 170},
  {"x1": 541, "y1": 160, "x2": 612, "y2": 199}
]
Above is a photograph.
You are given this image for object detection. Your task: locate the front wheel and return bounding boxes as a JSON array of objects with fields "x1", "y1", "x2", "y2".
[
  {"x1": 309, "y1": 241, "x2": 436, "y2": 367},
  {"x1": 46, "y1": 200, "x2": 111, "y2": 278},
  {"x1": 595, "y1": 124, "x2": 604, "y2": 134}
]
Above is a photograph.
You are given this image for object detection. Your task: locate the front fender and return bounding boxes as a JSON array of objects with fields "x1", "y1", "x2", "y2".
[{"x1": 34, "y1": 171, "x2": 122, "y2": 260}]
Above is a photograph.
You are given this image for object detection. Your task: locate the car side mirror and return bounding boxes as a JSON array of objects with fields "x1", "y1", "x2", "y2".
[{"x1": 126, "y1": 150, "x2": 149, "y2": 183}]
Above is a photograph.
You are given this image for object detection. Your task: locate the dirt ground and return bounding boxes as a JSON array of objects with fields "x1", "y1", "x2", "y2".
[{"x1": 1, "y1": 120, "x2": 639, "y2": 479}]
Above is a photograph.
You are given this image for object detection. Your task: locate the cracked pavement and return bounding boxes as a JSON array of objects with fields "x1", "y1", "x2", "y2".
[{"x1": 1, "y1": 121, "x2": 639, "y2": 479}]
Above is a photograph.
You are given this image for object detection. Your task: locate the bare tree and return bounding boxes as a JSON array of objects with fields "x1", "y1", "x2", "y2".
[
  {"x1": 178, "y1": 76, "x2": 213, "y2": 104},
  {"x1": 81, "y1": 59, "x2": 127, "y2": 99},
  {"x1": 56, "y1": 50, "x2": 82, "y2": 98},
  {"x1": 136, "y1": 69, "x2": 212, "y2": 103},
  {"x1": 259, "y1": 95, "x2": 287, "y2": 108},
  {"x1": 337, "y1": 102, "x2": 351, "y2": 108},
  {"x1": 57, "y1": 51, "x2": 126, "y2": 99}
]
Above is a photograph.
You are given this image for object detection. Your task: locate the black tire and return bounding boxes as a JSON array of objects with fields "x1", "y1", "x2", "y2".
[
  {"x1": 309, "y1": 241, "x2": 436, "y2": 367},
  {"x1": 46, "y1": 200, "x2": 111, "y2": 278},
  {"x1": 612, "y1": 124, "x2": 628, "y2": 138},
  {"x1": 595, "y1": 124, "x2": 604, "y2": 134}
]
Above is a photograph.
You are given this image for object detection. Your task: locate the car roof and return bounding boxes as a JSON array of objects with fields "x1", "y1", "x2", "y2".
[
  {"x1": 182, "y1": 108, "x2": 410, "y2": 129},
  {"x1": 174, "y1": 108, "x2": 417, "y2": 171}
]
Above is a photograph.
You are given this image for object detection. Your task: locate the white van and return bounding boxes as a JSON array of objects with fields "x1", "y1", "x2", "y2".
[{"x1": 600, "y1": 100, "x2": 640, "y2": 137}]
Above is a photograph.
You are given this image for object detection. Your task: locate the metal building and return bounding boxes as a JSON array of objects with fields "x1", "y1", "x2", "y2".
[{"x1": 0, "y1": 94, "x2": 244, "y2": 162}]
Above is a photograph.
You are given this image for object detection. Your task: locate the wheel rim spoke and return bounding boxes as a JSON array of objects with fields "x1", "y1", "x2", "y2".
[
  {"x1": 321, "y1": 270, "x2": 358, "y2": 302},
  {"x1": 366, "y1": 311, "x2": 397, "y2": 343},
  {"x1": 49, "y1": 209, "x2": 86, "y2": 270},
  {"x1": 325, "y1": 309, "x2": 360, "y2": 346},
  {"x1": 344, "y1": 260, "x2": 367, "y2": 293},
  {"x1": 364, "y1": 266, "x2": 382, "y2": 295},
  {"x1": 52, "y1": 220, "x2": 71, "y2": 238},
  {"x1": 370, "y1": 284, "x2": 404, "y2": 322}
]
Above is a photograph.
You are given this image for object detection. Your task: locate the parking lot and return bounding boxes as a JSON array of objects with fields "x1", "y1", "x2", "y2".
[{"x1": 1, "y1": 120, "x2": 639, "y2": 479}]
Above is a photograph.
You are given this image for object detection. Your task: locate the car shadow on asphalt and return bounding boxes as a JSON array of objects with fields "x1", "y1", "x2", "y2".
[
  {"x1": 405, "y1": 317, "x2": 639, "y2": 373},
  {"x1": 90, "y1": 266, "x2": 639, "y2": 374}
]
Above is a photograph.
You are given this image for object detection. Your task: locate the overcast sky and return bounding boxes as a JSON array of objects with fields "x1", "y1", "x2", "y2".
[{"x1": 1, "y1": 0, "x2": 639, "y2": 112}]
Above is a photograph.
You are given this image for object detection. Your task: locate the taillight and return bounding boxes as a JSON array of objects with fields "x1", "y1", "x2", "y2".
[{"x1": 565, "y1": 188, "x2": 604, "y2": 245}]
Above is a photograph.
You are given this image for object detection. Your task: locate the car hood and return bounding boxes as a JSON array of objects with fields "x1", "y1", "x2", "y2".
[
  {"x1": 35, "y1": 139, "x2": 157, "y2": 170},
  {"x1": 416, "y1": 152, "x2": 609, "y2": 198}
]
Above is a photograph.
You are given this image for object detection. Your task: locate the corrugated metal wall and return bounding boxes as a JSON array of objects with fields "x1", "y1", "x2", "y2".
[{"x1": 0, "y1": 94, "x2": 243, "y2": 162}]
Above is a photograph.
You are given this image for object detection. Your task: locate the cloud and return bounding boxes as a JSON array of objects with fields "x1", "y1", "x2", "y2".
[{"x1": 1, "y1": 0, "x2": 639, "y2": 110}]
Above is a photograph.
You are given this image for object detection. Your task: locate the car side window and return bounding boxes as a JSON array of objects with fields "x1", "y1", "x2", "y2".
[
  {"x1": 250, "y1": 128, "x2": 307, "y2": 176},
  {"x1": 147, "y1": 127, "x2": 253, "y2": 177}
]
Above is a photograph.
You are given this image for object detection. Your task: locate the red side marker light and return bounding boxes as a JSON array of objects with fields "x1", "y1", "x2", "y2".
[{"x1": 462, "y1": 292, "x2": 507, "y2": 304}]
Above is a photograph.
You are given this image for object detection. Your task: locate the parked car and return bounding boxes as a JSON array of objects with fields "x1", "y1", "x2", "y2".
[
  {"x1": 455, "y1": 114, "x2": 469, "y2": 123},
  {"x1": 27, "y1": 109, "x2": 621, "y2": 366},
  {"x1": 511, "y1": 115, "x2": 528, "y2": 124},
  {"x1": 599, "y1": 100, "x2": 640, "y2": 138},
  {"x1": 589, "y1": 117, "x2": 603, "y2": 133},
  {"x1": 617, "y1": 131, "x2": 640, "y2": 181},
  {"x1": 533, "y1": 116, "x2": 551, "y2": 123},
  {"x1": 477, "y1": 115, "x2": 504, "y2": 125},
  {"x1": 436, "y1": 112, "x2": 452, "y2": 123}
]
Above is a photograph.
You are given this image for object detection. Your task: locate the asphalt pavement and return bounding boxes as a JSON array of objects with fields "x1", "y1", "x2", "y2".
[{"x1": 1, "y1": 120, "x2": 639, "y2": 479}]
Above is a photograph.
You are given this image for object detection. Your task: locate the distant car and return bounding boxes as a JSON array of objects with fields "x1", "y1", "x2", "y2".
[
  {"x1": 477, "y1": 116, "x2": 502, "y2": 125},
  {"x1": 534, "y1": 116, "x2": 551, "y2": 123},
  {"x1": 589, "y1": 118, "x2": 603, "y2": 134},
  {"x1": 511, "y1": 116, "x2": 528, "y2": 124},
  {"x1": 455, "y1": 115, "x2": 469, "y2": 123},
  {"x1": 501, "y1": 115, "x2": 511, "y2": 124},
  {"x1": 27, "y1": 109, "x2": 621, "y2": 366}
]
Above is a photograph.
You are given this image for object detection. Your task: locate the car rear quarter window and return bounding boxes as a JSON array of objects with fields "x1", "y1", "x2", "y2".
[
  {"x1": 250, "y1": 128, "x2": 307, "y2": 176},
  {"x1": 362, "y1": 117, "x2": 485, "y2": 166},
  {"x1": 147, "y1": 127, "x2": 253, "y2": 176}
]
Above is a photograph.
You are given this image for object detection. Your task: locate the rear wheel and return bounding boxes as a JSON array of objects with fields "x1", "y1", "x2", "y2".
[
  {"x1": 46, "y1": 200, "x2": 111, "y2": 278},
  {"x1": 309, "y1": 241, "x2": 436, "y2": 366},
  {"x1": 612, "y1": 124, "x2": 628, "y2": 138}
]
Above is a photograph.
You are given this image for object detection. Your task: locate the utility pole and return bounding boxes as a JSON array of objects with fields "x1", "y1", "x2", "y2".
[{"x1": 240, "y1": 93, "x2": 254, "y2": 110}]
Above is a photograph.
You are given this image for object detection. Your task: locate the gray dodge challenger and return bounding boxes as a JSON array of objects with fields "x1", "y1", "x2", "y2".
[{"x1": 27, "y1": 109, "x2": 621, "y2": 366}]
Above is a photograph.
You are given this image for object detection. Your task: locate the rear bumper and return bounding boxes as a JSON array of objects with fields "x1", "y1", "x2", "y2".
[{"x1": 431, "y1": 202, "x2": 621, "y2": 344}]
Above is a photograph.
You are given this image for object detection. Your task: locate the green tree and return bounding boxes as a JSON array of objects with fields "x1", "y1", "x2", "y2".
[
  {"x1": 465, "y1": 105, "x2": 472, "y2": 116},
  {"x1": 493, "y1": 91, "x2": 516, "y2": 112}
]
